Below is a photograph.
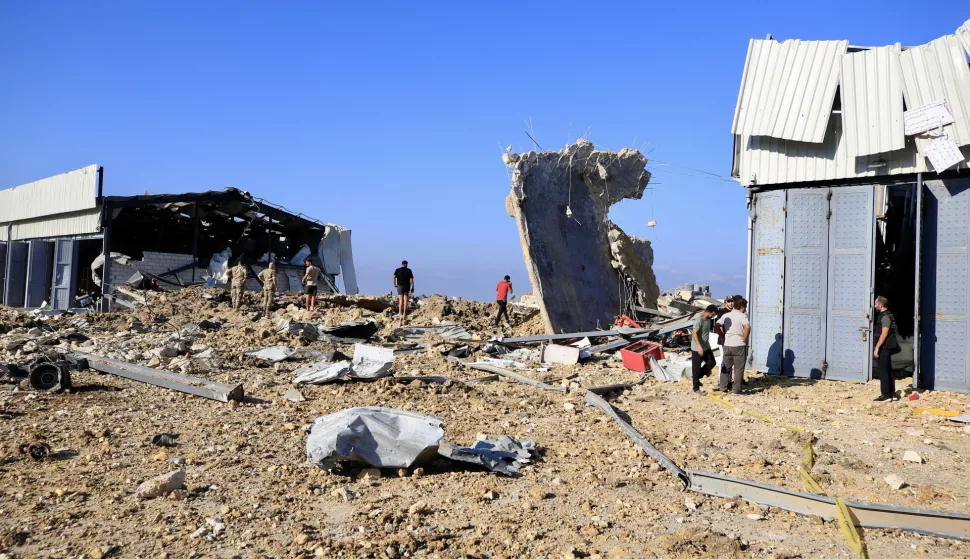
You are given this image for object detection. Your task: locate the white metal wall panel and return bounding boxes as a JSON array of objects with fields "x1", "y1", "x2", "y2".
[
  {"x1": 957, "y1": 19, "x2": 970, "y2": 58},
  {"x1": 824, "y1": 186, "x2": 875, "y2": 382},
  {"x1": 899, "y1": 35, "x2": 970, "y2": 148},
  {"x1": 4, "y1": 242, "x2": 28, "y2": 307},
  {"x1": 26, "y1": 240, "x2": 53, "y2": 308},
  {"x1": 783, "y1": 189, "x2": 829, "y2": 377},
  {"x1": 840, "y1": 45, "x2": 905, "y2": 157},
  {"x1": 51, "y1": 239, "x2": 79, "y2": 310},
  {"x1": 733, "y1": 39, "x2": 848, "y2": 144},
  {"x1": 0, "y1": 165, "x2": 99, "y2": 223},
  {"x1": 920, "y1": 178, "x2": 970, "y2": 393},
  {"x1": 0, "y1": 208, "x2": 102, "y2": 241},
  {"x1": 749, "y1": 190, "x2": 786, "y2": 372}
]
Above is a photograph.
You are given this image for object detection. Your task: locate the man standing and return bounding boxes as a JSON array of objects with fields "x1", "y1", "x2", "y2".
[
  {"x1": 230, "y1": 260, "x2": 248, "y2": 310},
  {"x1": 259, "y1": 262, "x2": 278, "y2": 315},
  {"x1": 691, "y1": 305, "x2": 718, "y2": 394},
  {"x1": 494, "y1": 275, "x2": 514, "y2": 328},
  {"x1": 302, "y1": 258, "x2": 321, "y2": 312},
  {"x1": 873, "y1": 296, "x2": 900, "y2": 402},
  {"x1": 393, "y1": 260, "x2": 414, "y2": 321},
  {"x1": 716, "y1": 297, "x2": 750, "y2": 394},
  {"x1": 712, "y1": 295, "x2": 737, "y2": 370}
]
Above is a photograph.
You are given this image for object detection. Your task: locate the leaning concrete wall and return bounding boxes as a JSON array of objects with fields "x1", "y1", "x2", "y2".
[{"x1": 503, "y1": 139, "x2": 659, "y2": 333}]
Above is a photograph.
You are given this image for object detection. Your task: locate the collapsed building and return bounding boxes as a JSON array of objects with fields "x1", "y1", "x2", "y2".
[
  {"x1": 503, "y1": 139, "x2": 660, "y2": 333},
  {"x1": 734, "y1": 19, "x2": 970, "y2": 392},
  {"x1": 0, "y1": 165, "x2": 358, "y2": 311}
]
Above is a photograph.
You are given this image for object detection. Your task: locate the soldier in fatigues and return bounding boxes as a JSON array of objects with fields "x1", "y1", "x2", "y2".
[
  {"x1": 259, "y1": 262, "x2": 278, "y2": 315},
  {"x1": 230, "y1": 261, "x2": 248, "y2": 310}
]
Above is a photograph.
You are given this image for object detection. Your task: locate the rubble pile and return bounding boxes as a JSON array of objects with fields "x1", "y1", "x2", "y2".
[{"x1": 1, "y1": 285, "x2": 969, "y2": 558}]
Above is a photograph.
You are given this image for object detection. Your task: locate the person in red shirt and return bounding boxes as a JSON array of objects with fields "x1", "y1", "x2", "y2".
[{"x1": 494, "y1": 275, "x2": 514, "y2": 327}]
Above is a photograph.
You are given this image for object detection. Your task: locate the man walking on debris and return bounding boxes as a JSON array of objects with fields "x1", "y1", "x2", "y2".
[
  {"x1": 873, "y1": 296, "x2": 900, "y2": 402},
  {"x1": 691, "y1": 304, "x2": 718, "y2": 394},
  {"x1": 716, "y1": 297, "x2": 750, "y2": 394},
  {"x1": 393, "y1": 260, "x2": 414, "y2": 322},
  {"x1": 259, "y1": 262, "x2": 278, "y2": 315},
  {"x1": 494, "y1": 275, "x2": 514, "y2": 328},
  {"x1": 230, "y1": 260, "x2": 248, "y2": 310},
  {"x1": 302, "y1": 258, "x2": 321, "y2": 312}
]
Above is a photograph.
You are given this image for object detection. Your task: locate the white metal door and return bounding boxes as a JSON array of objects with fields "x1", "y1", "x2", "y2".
[
  {"x1": 783, "y1": 189, "x2": 829, "y2": 378},
  {"x1": 51, "y1": 239, "x2": 79, "y2": 310},
  {"x1": 824, "y1": 185, "x2": 875, "y2": 382},
  {"x1": 749, "y1": 190, "x2": 786, "y2": 373}
]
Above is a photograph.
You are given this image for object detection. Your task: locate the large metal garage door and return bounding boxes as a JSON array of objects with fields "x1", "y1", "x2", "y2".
[
  {"x1": 4, "y1": 242, "x2": 28, "y2": 307},
  {"x1": 26, "y1": 240, "x2": 53, "y2": 308},
  {"x1": 51, "y1": 239, "x2": 79, "y2": 310},
  {"x1": 824, "y1": 185, "x2": 875, "y2": 382},
  {"x1": 749, "y1": 190, "x2": 786, "y2": 373},
  {"x1": 0, "y1": 242, "x2": 6, "y2": 303},
  {"x1": 783, "y1": 189, "x2": 829, "y2": 378},
  {"x1": 921, "y1": 178, "x2": 970, "y2": 393}
]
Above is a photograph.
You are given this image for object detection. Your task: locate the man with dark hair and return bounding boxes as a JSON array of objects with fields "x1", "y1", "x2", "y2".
[
  {"x1": 302, "y1": 258, "x2": 321, "y2": 312},
  {"x1": 494, "y1": 275, "x2": 514, "y2": 328},
  {"x1": 691, "y1": 304, "x2": 718, "y2": 395},
  {"x1": 716, "y1": 297, "x2": 750, "y2": 394},
  {"x1": 873, "y1": 295, "x2": 900, "y2": 402},
  {"x1": 393, "y1": 260, "x2": 414, "y2": 322}
]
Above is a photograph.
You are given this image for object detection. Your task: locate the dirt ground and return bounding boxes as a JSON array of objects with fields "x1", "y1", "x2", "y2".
[{"x1": 2, "y1": 287, "x2": 969, "y2": 559}]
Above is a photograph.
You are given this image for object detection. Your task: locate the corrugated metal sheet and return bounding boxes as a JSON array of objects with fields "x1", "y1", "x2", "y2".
[
  {"x1": 0, "y1": 165, "x2": 99, "y2": 223},
  {"x1": 0, "y1": 208, "x2": 102, "y2": 241},
  {"x1": 899, "y1": 35, "x2": 970, "y2": 148},
  {"x1": 733, "y1": 39, "x2": 848, "y2": 144},
  {"x1": 840, "y1": 45, "x2": 905, "y2": 157},
  {"x1": 957, "y1": 19, "x2": 970, "y2": 58},
  {"x1": 737, "y1": 113, "x2": 970, "y2": 186}
]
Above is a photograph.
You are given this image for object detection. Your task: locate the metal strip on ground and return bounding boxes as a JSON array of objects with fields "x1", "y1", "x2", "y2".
[
  {"x1": 582, "y1": 390, "x2": 689, "y2": 487},
  {"x1": 73, "y1": 352, "x2": 244, "y2": 402},
  {"x1": 465, "y1": 362, "x2": 566, "y2": 392}
]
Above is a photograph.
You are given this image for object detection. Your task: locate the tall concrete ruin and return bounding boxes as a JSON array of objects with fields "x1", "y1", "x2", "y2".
[{"x1": 503, "y1": 139, "x2": 660, "y2": 333}]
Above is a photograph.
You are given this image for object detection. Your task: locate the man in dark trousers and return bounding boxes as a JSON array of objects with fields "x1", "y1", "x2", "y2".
[
  {"x1": 873, "y1": 296, "x2": 900, "y2": 402},
  {"x1": 690, "y1": 304, "x2": 718, "y2": 395},
  {"x1": 494, "y1": 275, "x2": 514, "y2": 327},
  {"x1": 393, "y1": 260, "x2": 414, "y2": 322}
]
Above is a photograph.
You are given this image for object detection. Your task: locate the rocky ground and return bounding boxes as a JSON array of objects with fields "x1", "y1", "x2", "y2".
[{"x1": 1, "y1": 287, "x2": 969, "y2": 559}]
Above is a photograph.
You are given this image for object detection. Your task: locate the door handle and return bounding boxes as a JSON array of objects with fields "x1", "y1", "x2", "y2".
[{"x1": 859, "y1": 326, "x2": 869, "y2": 342}]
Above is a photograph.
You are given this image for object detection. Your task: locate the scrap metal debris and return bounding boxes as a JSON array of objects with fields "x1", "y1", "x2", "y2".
[{"x1": 293, "y1": 344, "x2": 394, "y2": 385}]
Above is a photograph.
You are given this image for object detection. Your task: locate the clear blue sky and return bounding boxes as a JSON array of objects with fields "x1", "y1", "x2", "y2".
[{"x1": 2, "y1": 2, "x2": 967, "y2": 301}]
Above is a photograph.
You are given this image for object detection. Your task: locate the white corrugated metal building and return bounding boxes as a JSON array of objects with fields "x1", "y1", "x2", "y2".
[
  {"x1": 734, "y1": 19, "x2": 970, "y2": 393},
  {"x1": 0, "y1": 165, "x2": 359, "y2": 311}
]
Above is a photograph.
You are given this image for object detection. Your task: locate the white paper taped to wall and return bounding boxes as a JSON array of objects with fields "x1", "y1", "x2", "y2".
[
  {"x1": 904, "y1": 101, "x2": 955, "y2": 136},
  {"x1": 925, "y1": 132, "x2": 965, "y2": 172}
]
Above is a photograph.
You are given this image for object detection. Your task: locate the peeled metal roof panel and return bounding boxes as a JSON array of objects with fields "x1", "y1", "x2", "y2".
[
  {"x1": 957, "y1": 19, "x2": 970, "y2": 57},
  {"x1": 733, "y1": 39, "x2": 849, "y2": 144},
  {"x1": 840, "y1": 45, "x2": 906, "y2": 157},
  {"x1": 899, "y1": 34, "x2": 970, "y2": 148}
]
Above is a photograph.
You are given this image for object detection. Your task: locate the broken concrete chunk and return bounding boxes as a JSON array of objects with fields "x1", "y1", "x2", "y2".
[
  {"x1": 540, "y1": 344, "x2": 580, "y2": 365},
  {"x1": 504, "y1": 139, "x2": 659, "y2": 332},
  {"x1": 885, "y1": 474, "x2": 907, "y2": 490},
  {"x1": 283, "y1": 387, "x2": 306, "y2": 402},
  {"x1": 134, "y1": 469, "x2": 185, "y2": 499},
  {"x1": 903, "y1": 451, "x2": 924, "y2": 464}
]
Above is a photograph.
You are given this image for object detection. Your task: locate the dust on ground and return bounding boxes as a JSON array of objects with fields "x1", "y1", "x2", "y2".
[{"x1": 1, "y1": 286, "x2": 969, "y2": 559}]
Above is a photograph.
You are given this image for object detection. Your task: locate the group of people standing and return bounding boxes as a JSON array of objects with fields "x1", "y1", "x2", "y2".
[
  {"x1": 227, "y1": 258, "x2": 323, "y2": 314},
  {"x1": 690, "y1": 295, "x2": 750, "y2": 396},
  {"x1": 392, "y1": 261, "x2": 515, "y2": 328}
]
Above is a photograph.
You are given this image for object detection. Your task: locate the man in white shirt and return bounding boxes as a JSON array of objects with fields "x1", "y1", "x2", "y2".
[{"x1": 716, "y1": 297, "x2": 751, "y2": 394}]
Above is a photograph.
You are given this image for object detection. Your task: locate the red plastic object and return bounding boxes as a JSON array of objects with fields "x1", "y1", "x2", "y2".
[
  {"x1": 908, "y1": 393, "x2": 920, "y2": 401},
  {"x1": 619, "y1": 340, "x2": 665, "y2": 372},
  {"x1": 615, "y1": 315, "x2": 640, "y2": 328}
]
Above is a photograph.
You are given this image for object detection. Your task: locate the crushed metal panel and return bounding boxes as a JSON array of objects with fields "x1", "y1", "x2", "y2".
[
  {"x1": 749, "y1": 191, "x2": 786, "y2": 373},
  {"x1": 306, "y1": 407, "x2": 445, "y2": 469},
  {"x1": 925, "y1": 132, "x2": 966, "y2": 172},
  {"x1": 920, "y1": 178, "x2": 970, "y2": 393},
  {"x1": 840, "y1": 45, "x2": 905, "y2": 157},
  {"x1": 900, "y1": 34, "x2": 970, "y2": 148},
  {"x1": 25, "y1": 240, "x2": 52, "y2": 308},
  {"x1": 959, "y1": 19, "x2": 970, "y2": 58},
  {"x1": 824, "y1": 185, "x2": 875, "y2": 382},
  {"x1": 0, "y1": 165, "x2": 99, "y2": 223},
  {"x1": 51, "y1": 239, "x2": 79, "y2": 310},
  {"x1": 732, "y1": 39, "x2": 848, "y2": 144},
  {"x1": 783, "y1": 189, "x2": 829, "y2": 377},
  {"x1": 905, "y1": 100, "x2": 956, "y2": 136}
]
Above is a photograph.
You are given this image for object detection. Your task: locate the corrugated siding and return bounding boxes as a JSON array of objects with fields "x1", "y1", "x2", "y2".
[
  {"x1": 0, "y1": 165, "x2": 99, "y2": 223},
  {"x1": 733, "y1": 39, "x2": 848, "y2": 144},
  {"x1": 957, "y1": 19, "x2": 970, "y2": 58},
  {"x1": 0, "y1": 208, "x2": 102, "y2": 241},
  {"x1": 899, "y1": 35, "x2": 970, "y2": 148},
  {"x1": 840, "y1": 45, "x2": 905, "y2": 157},
  {"x1": 737, "y1": 113, "x2": 970, "y2": 186}
]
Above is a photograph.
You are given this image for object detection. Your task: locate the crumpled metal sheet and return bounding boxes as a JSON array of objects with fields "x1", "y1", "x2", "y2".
[
  {"x1": 438, "y1": 436, "x2": 536, "y2": 476},
  {"x1": 244, "y1": 346, "x2": 295, "y2": 363},
  {"x1": 294, "y1": 344, "x2": 394, "y2": 385},
  {"x1": 294, "y1": 361, "x2": 353, "y2": 384},
  {"x1": 306, "y1": 407, "x2": 445, "y2": 469}
]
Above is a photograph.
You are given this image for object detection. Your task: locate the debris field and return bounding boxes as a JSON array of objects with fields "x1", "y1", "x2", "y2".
[{"x1": 1, "y1": 288, "x2": 970, "y2": 559}]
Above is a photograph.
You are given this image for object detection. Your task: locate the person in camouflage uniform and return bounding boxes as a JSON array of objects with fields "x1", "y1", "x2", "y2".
[
  {"x1": 259, "y1": 262, "x2": 278, "y2": 315},
  {"x1": 230, "y1": 261, "x2": 248, "y2": 310}
]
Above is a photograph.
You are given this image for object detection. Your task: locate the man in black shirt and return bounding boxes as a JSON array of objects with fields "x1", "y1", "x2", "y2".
[
  {"x1": 873, "y1": 295, "x2": 900, "y2": 402},
  {"x1": 393, "y1": 260, "x2": 414, "y2": 322}
]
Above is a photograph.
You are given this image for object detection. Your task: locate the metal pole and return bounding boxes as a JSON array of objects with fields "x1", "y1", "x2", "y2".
[
  {"x1": 101, "y1": 203, "x2": 113, "y2": 312},
  {"x1": 913, "y1": 174, "x2": 923, "y2": 390},
  {"x1": 190, "y1": 203, "x2": 199, "y2": 282}
]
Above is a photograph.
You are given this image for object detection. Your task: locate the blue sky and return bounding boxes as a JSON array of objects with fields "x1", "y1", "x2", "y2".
[{"x1": 1, "y1": 2, "x2": 967, "y2": 301}]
